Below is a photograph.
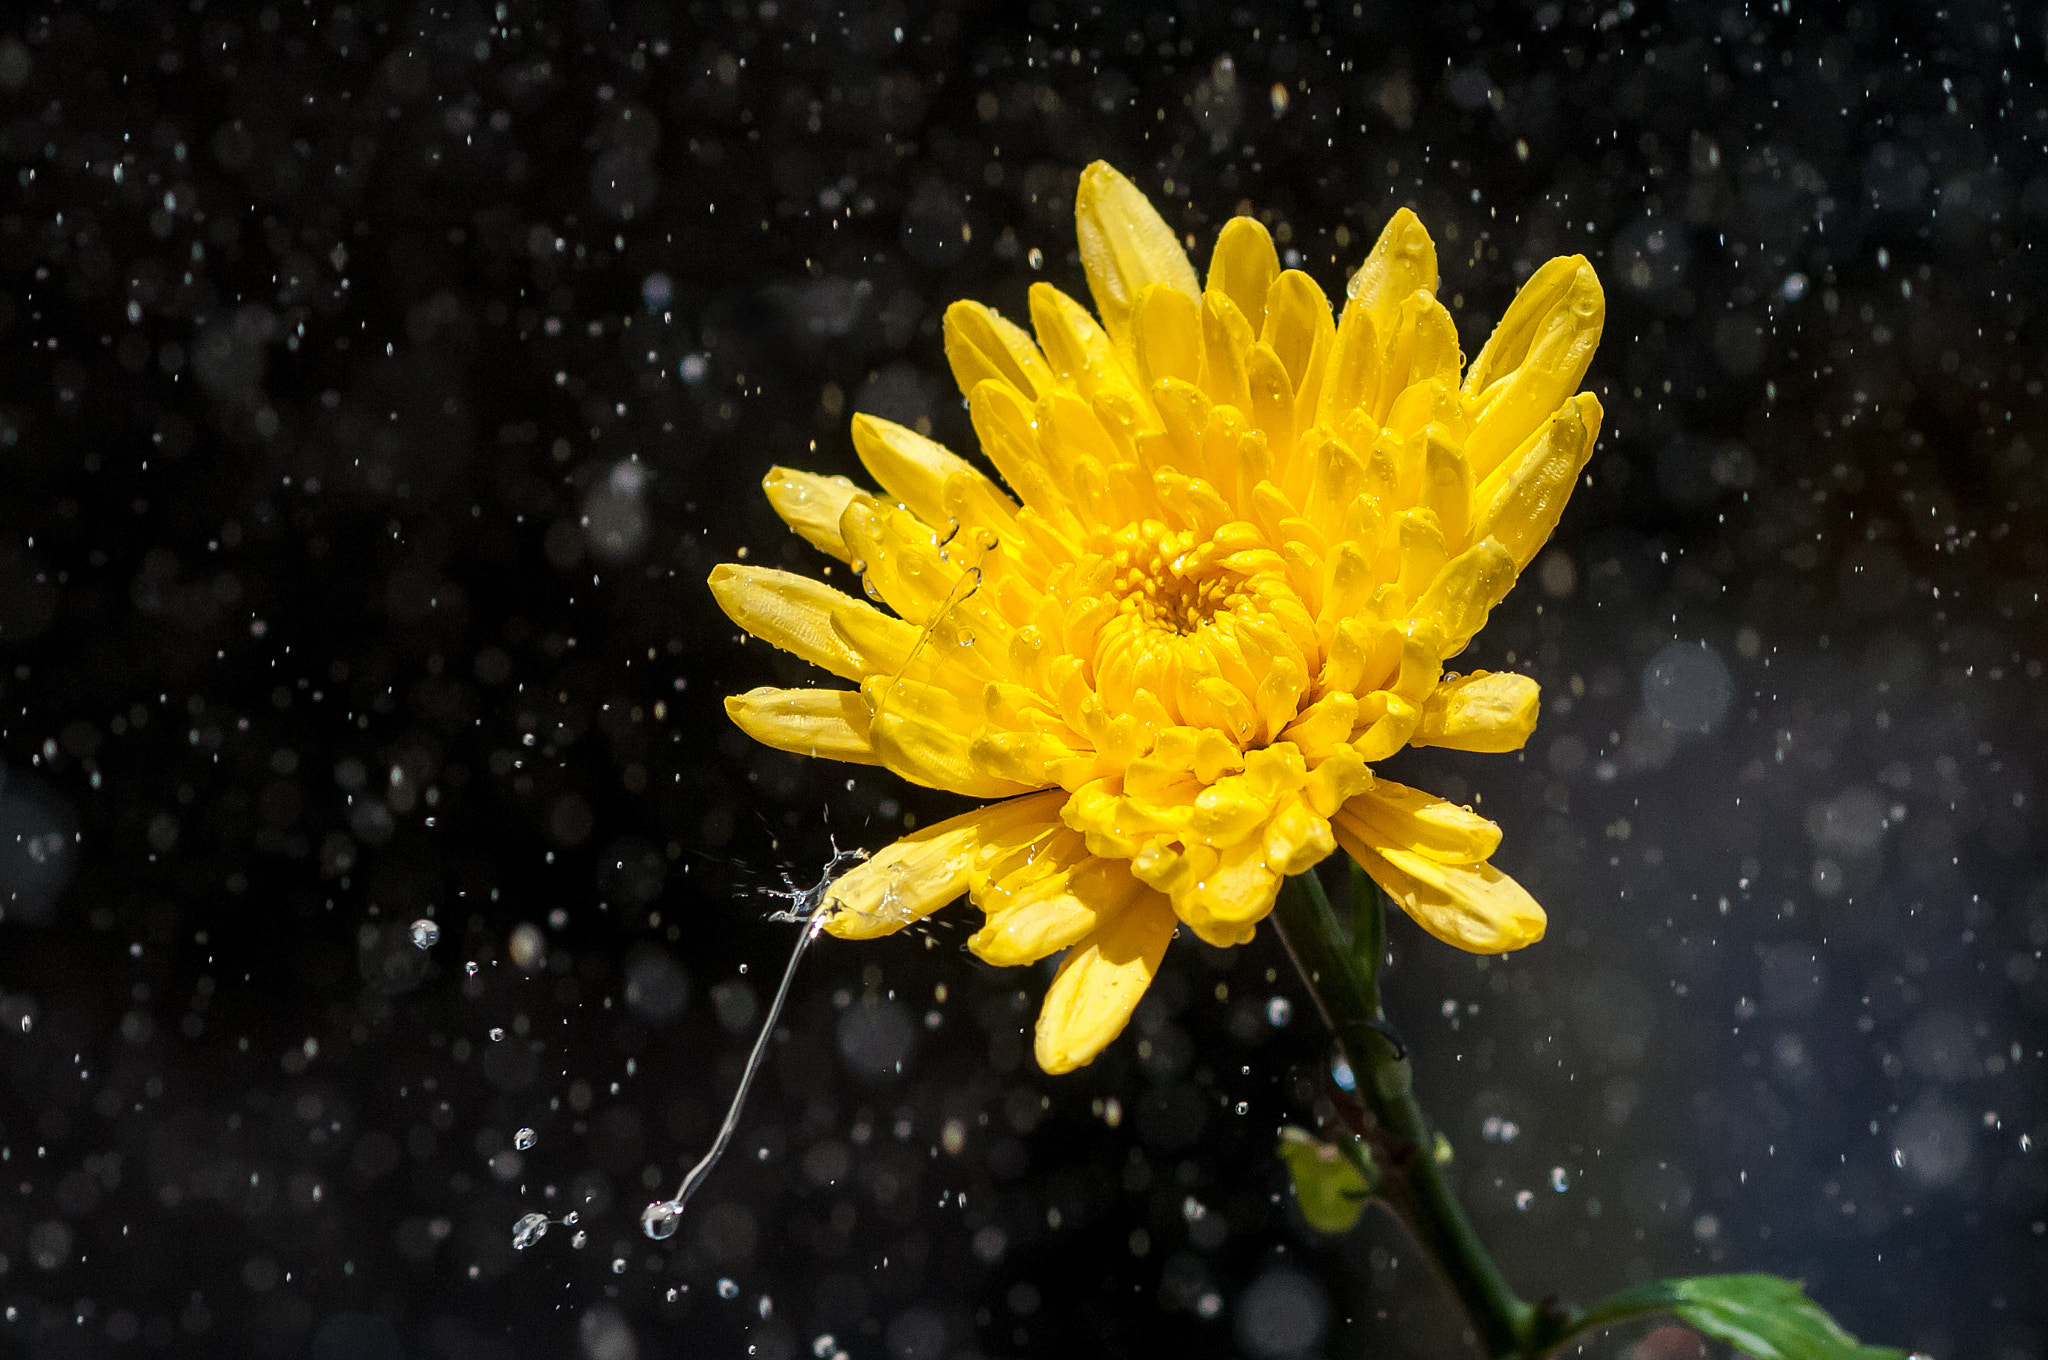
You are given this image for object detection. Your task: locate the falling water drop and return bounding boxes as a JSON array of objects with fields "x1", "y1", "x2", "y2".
[
  {"x1": 466, "y1": 960, "x2": 479, "y2": 977},
  {"x1": 717, "y1": 1278, "x2": 740, "y2": 1300},
  {"x1": 409, "y1": 918, "x2": 440, "y2": 949},
  {"x1": 514, "y1": 1128, "x2": 536, "y2": 1151},
  {"x1": 611, "y1": 1257, "x2": 628, "y2": 1275},
  {"x1": 1514, "y1": 1190, "x2": 1534, "y2": 1211},
  {"x1": 511, "y1": 1213, "x2": 549, "y2": 1250},
  {"x1": 570, "y1": 1230, "x2": 586, "y2": 1248},
  {"x1": 1266, "y1": 996, "x2": 1293, "y2": 1027},
  {"x1": 640, "y1": 1201, "x2": 680, "y2": 1241},
  {"x1": 489, "y1": 1027, "x2": 505, "y2": 1042},
  {"x1": 1550, "y1": 1167, "x2": 1569, "y2": 1192}
]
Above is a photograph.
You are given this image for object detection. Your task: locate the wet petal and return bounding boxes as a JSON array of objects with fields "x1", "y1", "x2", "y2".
[
  {"x1": 763, "y1": 467, "x2": 863, "y2": 561},
  {"x1": 709, "y1": 563, "x2": 893, "y2": 680},
  {"x1": 1413, "y1": 671, "x2": 1540, "y2": 752},
  {"x1": 1336, "y1": 779, "x2": 1501, "y2": 865},
  {"x1": 1206, "y1": 216, "x2": 1280, "y2": 331},
  {"x1": 824, "y1": 791, "x2": 1066, "y2": 940},
  {"x1": 1342, "y1": 840, "x2": 1545, "y2": 954},
  {"x1": 1075, "y1": 161, "x2": 1200, "y2": 348},
  {"x1": 723, "y1": 687, "x2": 879, "y2": 765},
  {"x1": 943, "y1": 299, "x2": 1055, "y2": 404},
  {"x1": 1033, "y1": 890, "x2": 1178, "y2": 1073}
]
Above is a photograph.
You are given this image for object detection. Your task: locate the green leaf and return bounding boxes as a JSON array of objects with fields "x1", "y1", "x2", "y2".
[
  {"x1": 1566, "y1": 1273, "x2": 1906, "y2": 1360},
  {"x1": 1276, "y1": 1126, "x2": 1376, "y2": 1234}
]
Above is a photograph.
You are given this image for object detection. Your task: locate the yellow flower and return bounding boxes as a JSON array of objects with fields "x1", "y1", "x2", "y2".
[{"x1": 711, "y1": 162, "x2": 1603, "y2": 1074}]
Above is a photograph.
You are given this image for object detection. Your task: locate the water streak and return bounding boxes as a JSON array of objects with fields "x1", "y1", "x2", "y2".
[{"x1": 643, "y1": 847, "x2": 863, "y2": 1239}]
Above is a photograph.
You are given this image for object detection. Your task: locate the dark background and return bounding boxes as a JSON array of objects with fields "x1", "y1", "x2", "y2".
[{"x1": 0, "y1": 1, "x2": 2043, "y2": 1357}]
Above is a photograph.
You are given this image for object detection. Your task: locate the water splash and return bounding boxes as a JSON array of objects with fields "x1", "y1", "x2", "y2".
[{"x1": 641, "y1": 846, "x2": 864, "y2": 1239}]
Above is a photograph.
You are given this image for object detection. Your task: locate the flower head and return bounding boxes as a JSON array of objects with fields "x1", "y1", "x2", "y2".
[{"x1": 712, "y1": 163, "x2": 1603, "y2": 1073}]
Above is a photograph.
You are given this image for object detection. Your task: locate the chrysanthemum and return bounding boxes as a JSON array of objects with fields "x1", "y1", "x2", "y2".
[{"x1": 712, "y1": 163, "x2": 1603, "y2": 1073}]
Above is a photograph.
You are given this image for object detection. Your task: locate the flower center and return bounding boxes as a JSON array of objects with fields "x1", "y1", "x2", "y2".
[{"x1": 1101, "y1": 523, "x2": 1242, "y2": 636}]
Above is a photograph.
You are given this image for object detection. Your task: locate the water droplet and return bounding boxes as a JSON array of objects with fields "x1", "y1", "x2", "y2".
[
  {"x1": 1266, "y1": 996, "x2": 1292, "y2": 1027},
  {"x1": 717, "y1": 1278, "x2": 740, "y2": 1300},
  {"x1": 1514, "y1": 1189, "x2": 1534, "y2": 1211},
  {"x1": 409, "y1": 918, "x2": 440, "y2": 949},
  {"x1": 489, "y1": 1027, "x2": 505, "y2": 1042},
  {"x1": 514, "y1": 1127, "x2": 536, "y2": 1151},
  {"x1": 611, "y1": 1257, "x2": 628, "y2": 1274},
  {"x1": 511, "y1": 1212, "x2": 549, "y2": 1250},
  {"x1": 570, "y1": 1230, "x2": 587, "y2": 1248},
  {"x1": 562, "y1": 1212, "x2": 578, "y2": 1226},
  {"x1": 666, "y1": 1288, "x2": 680, "y2": 1303},
  {"x1": 812, "y1": 1334, "x2": 838, "y2": 1358},
  {"x1": 848, "y1": 557, "x2": 867, "y2": 576},
  {"x1": 1027, "y1": 246, "x2": 1044, "y2": 269},
  {"x1": 758, "y1": 1295, "x2": 773, "y2": 1319},
  {"x1": 1550, "y1": 1166, "x2": 1569, "y2": 1192},
  {"x1": 19, "y1": 1015, "x2": 29, "y2": 1034},
  {"x1": 466, "y1": 960, "x2": 479, "y2": 977},
  {"x1": 640, "y1": 1200, "x2": 680, "y2": 1240},
  {"x1": 1330, "y1": 1055, "x2": 1355, "y2": 1092}
]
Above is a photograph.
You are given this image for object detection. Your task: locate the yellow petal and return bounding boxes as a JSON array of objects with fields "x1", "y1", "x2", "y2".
[
  {"x1": 1258, "y1": 271, "x2": 1332, "y2": 395},
  {"x1": 866, "y1": 697, "x2": 1041, "y2": 800},
  {"x1": 1206, "y1": 216, "x2": 1280, "y2": 331},
  {"x1": 1198, "y1": 290, "x2": 1255, "y2": 414},
  {"x1": 838, "y1": 496, "x2": 969, "y2": 626},
  {"x1": 1470, "y1": 393, "x2": 1602, "y2": 570},
  {"x1": 1462, "y1": 254, "x2": 1584, "y2": 395},
  {"x1": 943, "y1": 299, "x2": 1054, "y2": 404},
  {"x1": 1420, "y1": 429, "x2": 1473, "y2": 549},
  {"x1": 1410, "y1": 537, "x2": 1517, "y2": 658},
  {"x1": 1464, "y1": 257, "x2": 1603, "y2": 480},
  {"x1": 724, "y1": 687, "x2": 879, "y2": 765},
  {"x1": 1413, "y1": 671, "x2": 1540, "y2": 752},
  {"x1": 1033, "y1": 890, "x2": 1178, "y2": 1073},
  {"x1": 1346, "y1": 207, "x2": 1439, "y2": 334},
  {"x1": 1314, "y1": 294, "x2": 1380, "y2": 435},
  {"x1": 1336, "y1": 780, "x2": 1501, "y2": 865},
  {"x1": 709, "y1": 563, "x2": 880, "y2": 680},
  {"x1": 763, "y1": 467, "x2": 862, "y2": 561},
  {"x1": 970, "y1": 846, "x2": 1152, "y2": 967},
  {"x1": 1027, "y1": 282, "x2": 1146, "y2": 409},
  {"x1": 1074, "y1": 161, "x2": 1200, "y2": 348},
  {"x1": 969, "y1": 378, "x2": 1077, "y2": 518},
  {"x1": 824, "y1": 790, "x2": 1066, "y2": 939},
  {"x1": 1132, "y1": 282, "x2": 1204, "y2": 392},
  {"x1": 850, "y1": 412, "x2": 1016, "y2": 534},
  {"x1": 1164, "y1": 834, "x2": 1288, "y2": 948},
  {"x1": 1340, "y1": 840, "x2": 1545, "y2": 954},
  {"x1": 1246, "y1": 342, "x2": 1297, "y2": 457}
]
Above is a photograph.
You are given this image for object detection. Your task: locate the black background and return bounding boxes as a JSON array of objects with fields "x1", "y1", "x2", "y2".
[{"x1": 0, "y1": 1, "x2": 2043, "y2": 1357}]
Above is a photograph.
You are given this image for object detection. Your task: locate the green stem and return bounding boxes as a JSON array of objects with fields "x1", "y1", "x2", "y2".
[{"x1": 1272, "y1": 870, "x2": 1545, "y2": 1358}]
